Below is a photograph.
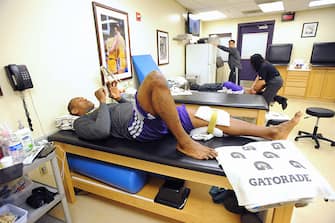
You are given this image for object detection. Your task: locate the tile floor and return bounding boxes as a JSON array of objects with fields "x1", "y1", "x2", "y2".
[{"x1": 45, "y1": 98, "x2": 335, "y2": 223}]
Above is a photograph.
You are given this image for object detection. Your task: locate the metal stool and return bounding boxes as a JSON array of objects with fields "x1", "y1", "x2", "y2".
[{"x1": 295, "y1": 107, "x2": 335, "y2": 149}]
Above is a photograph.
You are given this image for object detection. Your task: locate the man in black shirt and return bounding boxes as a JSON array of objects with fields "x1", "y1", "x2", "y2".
[{"x1": 249, "y1": 54, "x2": 287, "y2": 109}]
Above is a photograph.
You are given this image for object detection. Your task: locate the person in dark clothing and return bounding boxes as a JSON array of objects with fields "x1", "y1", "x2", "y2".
[
  {"x1": 216, "y1": 40, "x2": 242, "y2": 85},
  {"x1": 68, "y1": 71, "x2": 301, "y2": 160},
  {"x1": 248, "y1": 54, "x2": 288, "y2": 109}
]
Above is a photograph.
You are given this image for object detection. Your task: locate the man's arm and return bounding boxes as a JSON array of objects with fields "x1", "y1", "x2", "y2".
[
  {"x1": 74, "y1": 88, "x2": 111, "y2": 140},
  {"x1": 74, "y1": 103, "x2": 111, "y2": 140},
  {"x1": 217, "y1": 45, "x2": 232, "y2": 53},
  {"x1": 250, "y1": 75, "x2": 266, "y2": 93}
]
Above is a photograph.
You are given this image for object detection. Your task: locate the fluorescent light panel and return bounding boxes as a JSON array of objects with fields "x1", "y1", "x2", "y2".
[
  {"x1": 258, "y1": 1, "x2": 284, "y2": 12},
  {"x1": 309, "y1": 0, "x2": 335, "y2": 7},
  {"x1": 195, "y1": 11, "x2": 226, "y2": 21}
]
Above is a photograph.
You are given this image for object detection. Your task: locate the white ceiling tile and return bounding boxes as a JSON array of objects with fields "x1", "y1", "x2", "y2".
[{"x1": 175, "y1": 0, "x2": 334, "y2": 19}]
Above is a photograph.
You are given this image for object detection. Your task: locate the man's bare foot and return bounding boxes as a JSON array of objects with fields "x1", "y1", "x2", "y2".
[
  {"x1": 271, "y1": 111, "x2": 302, "y2": 140},
  {"x1": 176, "y1": 139, "x2": 218, "y2": 160}
]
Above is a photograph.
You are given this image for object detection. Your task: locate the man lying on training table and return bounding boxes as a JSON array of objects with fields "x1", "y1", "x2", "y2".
[{"x1": 68, "y1": 71, "x2": 301, "y2": 160}]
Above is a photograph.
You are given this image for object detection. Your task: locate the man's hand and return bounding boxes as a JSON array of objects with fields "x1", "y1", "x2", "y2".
[
  {"x1": 107, "y1": 81, "x2": 122, "y2": 101},
  {"x1": 245, "y1": 88, "x2": 257, "y2": 94},
  {"x1": 95, "y1": 88, "x2": 107, "y2": 104}
]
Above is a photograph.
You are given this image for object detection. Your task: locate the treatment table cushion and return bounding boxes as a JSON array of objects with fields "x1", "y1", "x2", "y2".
[
  {"x1": 49, "y1": 131, "x2": 256, "y2": 176},
  {"x1": 132, "y1": 54, "x2": 161, "y2": 84},
  {"x1": 174, "y1": 91, "x2": 268, "y2": 110}
]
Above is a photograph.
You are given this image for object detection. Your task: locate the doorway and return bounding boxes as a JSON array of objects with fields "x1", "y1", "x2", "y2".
[{"x1": 237, "y1": 20, "x2": 275, "y2": 81}]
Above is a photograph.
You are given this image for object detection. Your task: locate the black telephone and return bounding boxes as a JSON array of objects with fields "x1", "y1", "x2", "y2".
[{"x1": 5, "y1": 64, "x2": 33, "y2": 91}]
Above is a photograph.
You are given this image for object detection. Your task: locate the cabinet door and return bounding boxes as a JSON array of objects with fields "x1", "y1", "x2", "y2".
[
  {"x1": 306, "y1": 70, "x2": 324, "y2": 98},
  {"x1": 321, "y1": 70, "x2": 335, "y2": 100},
  {"x1": 275, "y1": 66, "x2": 287, "y2": 96}
]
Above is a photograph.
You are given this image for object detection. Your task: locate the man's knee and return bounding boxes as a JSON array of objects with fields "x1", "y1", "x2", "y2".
[{"x1": 144, "y1": 70, "x2": 168, "y2": 89}]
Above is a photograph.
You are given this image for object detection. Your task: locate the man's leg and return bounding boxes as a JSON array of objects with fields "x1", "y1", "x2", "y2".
[
  {"x1": 137, "y1": 71, "x2": 217, "y2": 160},
  {"x1": 186, "y1": 108, "x2": 302, "y2": 140},
  {"x1": 228, "y1": 69, "x2": 236, "y2": 84}
]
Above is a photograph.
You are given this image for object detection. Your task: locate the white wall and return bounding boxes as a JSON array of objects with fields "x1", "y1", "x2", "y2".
[
  {"x1": 0, "y1": 0, "x2": 186, "y2": 138},
  {"x1": 202, "y1": 7, "x2": 335, "y2": 64}
]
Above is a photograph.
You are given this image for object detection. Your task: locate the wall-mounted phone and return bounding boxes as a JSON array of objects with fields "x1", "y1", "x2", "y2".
[{"x1": 5, "y1": 64, "x2": 33, "y2": 91}]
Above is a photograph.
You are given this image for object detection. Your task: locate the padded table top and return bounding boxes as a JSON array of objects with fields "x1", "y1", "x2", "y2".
[
  {"x1": 174, "y1": 91, "x2": 269, "y2": 110},
  {"x1": 49, "y1": 131, "x2": 256, "y2": 176}
]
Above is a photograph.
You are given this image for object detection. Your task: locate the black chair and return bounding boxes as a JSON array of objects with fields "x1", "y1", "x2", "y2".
[{"x1": 295, "y1": 107, "x2": 335, "y2": 149}]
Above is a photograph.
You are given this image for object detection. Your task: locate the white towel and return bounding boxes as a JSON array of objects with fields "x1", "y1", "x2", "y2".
[
  {"x1": 195, "y1": 106, "x2": 230, "y2": 126},
  {"x1": 55, "y1": 115, "x2": 79, "y2": 130},
  {"x1": 215, "y1": 140, "x2": 335, "y2": 211}
]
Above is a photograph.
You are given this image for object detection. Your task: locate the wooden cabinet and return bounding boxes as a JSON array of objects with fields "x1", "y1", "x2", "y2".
[
  {"x1": 321, "y1": 69, "x2": 335, "y2": 100},
  {"x1": 284, "y1": 70, "x2": 309, "y2": 97},
  {"x1": 306, "y1": 69, "x2": 324, "y2": 98},
  {"x1": 306, "y1": 67, "x2": 335, "y2": 100},
  {"x1": 275, "y1": 66, "x2": 287, "y2": 96},
  {"x1": 272, "y1": 66, "x2": 334, "y2": 101}
]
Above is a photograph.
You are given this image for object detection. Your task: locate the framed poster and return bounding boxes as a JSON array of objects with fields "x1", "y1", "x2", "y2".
[
  {"x1": 92, "y1": 2, "x2": 132, "y2": 84},
  {"x1": 301, "y1": 22, "x2": 318, "y2": 38},
  {"x1": 157, "y1": 30, "x2": 169, "y2": 65}
]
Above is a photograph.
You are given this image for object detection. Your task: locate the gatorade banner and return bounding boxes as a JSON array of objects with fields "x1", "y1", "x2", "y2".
[{"x1": 215, "y1": 140, "x2": 334, "y2": 210}]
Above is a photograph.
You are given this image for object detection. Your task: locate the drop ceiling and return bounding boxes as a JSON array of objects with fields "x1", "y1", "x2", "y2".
[{"x1": 175, "y1": 0, "x2": 335, "y2": 19}]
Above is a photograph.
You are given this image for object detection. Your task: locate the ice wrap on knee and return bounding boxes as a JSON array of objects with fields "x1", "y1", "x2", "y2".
[
  {"x1": 195, "y1": 106, "x2": 230, "y2": 127},
  {"x1": 190, "y1": 106, "x2": 230, "y2": 141}
]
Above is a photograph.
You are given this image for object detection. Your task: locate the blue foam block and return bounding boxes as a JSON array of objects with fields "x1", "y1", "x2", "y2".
[
  {"x1": 67, "y1": 154, "x2": 147, "y2": 194},
  {"x1": 132, "y1": 55, "x2": 161, "y2": 84}
]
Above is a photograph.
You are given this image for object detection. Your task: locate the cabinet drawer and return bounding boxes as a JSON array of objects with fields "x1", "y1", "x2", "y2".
[
  {"x1": 286, "y1": 71, "x2": 309, "y2": 79},
  {"x1": 286, "y1": 74, "x2": 308, "y2": 81},
  {"x1": 284, "y1": 87, "x2": 306, "y2": 96},
  {"x1": 285, "y1": 80, "x2": 308, "y2": 87}
]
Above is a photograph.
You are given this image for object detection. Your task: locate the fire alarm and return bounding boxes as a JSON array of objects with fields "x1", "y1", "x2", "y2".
[{"x1": 136, "y1": 12, "x2": 141, "y2": 22}]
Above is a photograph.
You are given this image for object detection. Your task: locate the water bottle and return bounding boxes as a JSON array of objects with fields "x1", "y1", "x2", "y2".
[
  {"x1": 16, "y1": 121, "x2": 34, "y2": 154},
  {"x1": 8, "y1": 133, "x2": 25, "y2": 163}
]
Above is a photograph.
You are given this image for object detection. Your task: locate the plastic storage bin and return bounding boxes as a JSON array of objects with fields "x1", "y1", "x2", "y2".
[{"x1": 0, "y1": 204, "x2": 28, "y2": 223}]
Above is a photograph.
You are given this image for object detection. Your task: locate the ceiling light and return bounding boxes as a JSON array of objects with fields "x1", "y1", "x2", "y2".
[
  {"x1": 195, "y1": 11, "x2": 226, "y2": 21},
  {"x1": 309, "y1": 0, "x2": 335, "y2": 7},
  {"x1": 258, "y1": 1, "x2": 284, "y2": 13}
]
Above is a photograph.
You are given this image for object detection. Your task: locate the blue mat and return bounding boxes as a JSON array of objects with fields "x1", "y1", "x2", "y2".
[
  {"x1": 132, "y1": 54, "x2": 161, "y2": 84},
  {"x1": 67, "y1": 154, "x2": 147, "y2": 194}
]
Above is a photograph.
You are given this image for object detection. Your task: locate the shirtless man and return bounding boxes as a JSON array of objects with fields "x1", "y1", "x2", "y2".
[{"x1": 68, "y1": 71, "x2": 301, "y2": 160}]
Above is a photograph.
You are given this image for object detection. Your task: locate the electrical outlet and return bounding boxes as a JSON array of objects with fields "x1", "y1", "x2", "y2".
[{"x1": 39, "y1": 165, "x2": 48, "y2": 175}]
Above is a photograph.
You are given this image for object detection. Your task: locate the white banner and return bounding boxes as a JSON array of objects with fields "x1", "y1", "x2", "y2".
[{"x1": 216, "y1": 140, "x2": 334, "y2": 211}]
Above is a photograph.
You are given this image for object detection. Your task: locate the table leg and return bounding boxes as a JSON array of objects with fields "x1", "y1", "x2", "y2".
[
  {"x1": 256, "y1": 110, "x2": 266, "y2": 126},
  {"x1": 55, "y1": 145, "x2": 76, "y2": 203},
  {"x1": 51, "y1": 156, "x2": 72, "y2": 223}
]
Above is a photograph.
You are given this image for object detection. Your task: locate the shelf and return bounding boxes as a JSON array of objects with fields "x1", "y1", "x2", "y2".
[
  {"x1": 23, "y1": 152, "x2": 55, "y2": 174},
  {"x1": 71, "y1": 172, "x2": 240, "y2": 223},
  {"x1": 36, "y1": 214, "x2": 64, "y2": 223},
  {"x1": 3, "y1": 150, "x2": 71, "y2": 223},
  {"x1": 15, "y1": 181, "x2": 65, "y2": 223}
]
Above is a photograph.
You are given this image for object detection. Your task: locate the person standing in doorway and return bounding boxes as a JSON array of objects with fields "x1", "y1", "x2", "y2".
[{"x1": 216, "y1": 40, "x2": 242, "y2": 85}]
